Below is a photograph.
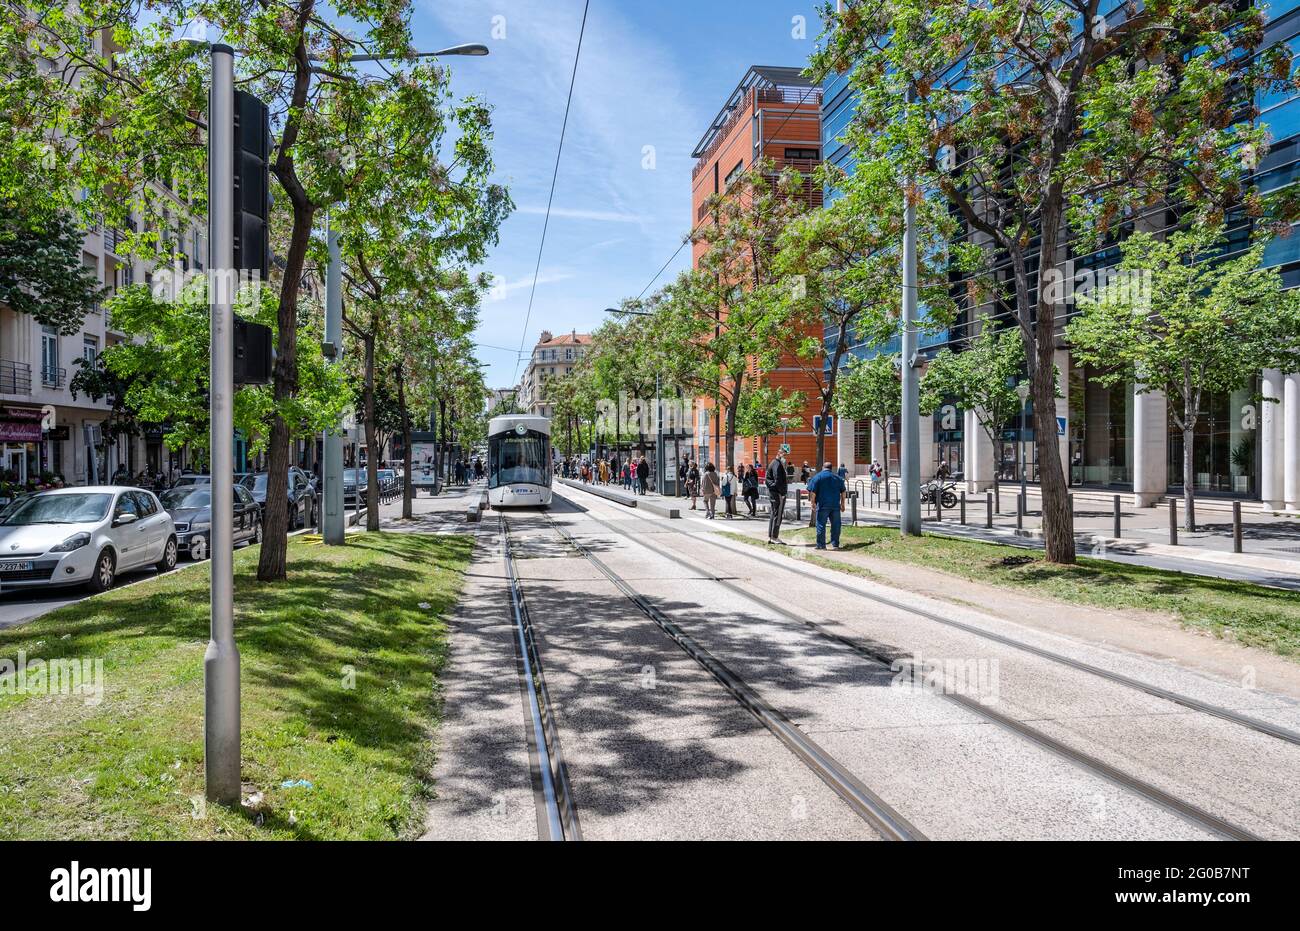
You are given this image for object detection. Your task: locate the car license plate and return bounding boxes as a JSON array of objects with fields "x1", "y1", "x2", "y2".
[{"x1": 0, "y1": 560, "x2": 34, "y2": 572}]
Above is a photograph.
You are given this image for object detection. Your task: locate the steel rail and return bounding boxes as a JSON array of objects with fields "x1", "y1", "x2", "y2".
[
  {"x1": 543, "y1": 514, "x2": 926, "y2": 842},
  {"x1": 557, "y1": 492, "x2": 1266, "y2": 841},
  {"x1": 501, "y1": 517, "x2": 582, "y2": 841},
  {"x1": 560, "y1": 484, "x2": 1300, "y2": 748}
]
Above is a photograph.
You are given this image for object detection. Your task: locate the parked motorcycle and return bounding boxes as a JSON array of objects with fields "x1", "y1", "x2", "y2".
[{"x1": 921, "y1": 480, "x2": 959, "y2": 510}]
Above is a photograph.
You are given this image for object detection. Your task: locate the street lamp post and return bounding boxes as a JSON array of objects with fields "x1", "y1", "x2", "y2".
[
  {"x1": 205, "y1": 42, "x2": 240, "y2": 806},
  {"x1": 899, "y1": 86, "x2": 922, "y2": 538},
  {"x1": 1016, "y1": 382, "x2": 1031, "y2": 512}
]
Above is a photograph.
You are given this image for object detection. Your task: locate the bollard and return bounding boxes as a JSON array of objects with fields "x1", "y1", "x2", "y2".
[
  {"x1": 960, "y1": 491, "x2": 966, "y2": 525},
  {"x1": 795, "y1": 489, "x2": 802, "y2": 522},
  {"x1": 985, "y1": 492, "x2": 993, "y2": 529},
  {"x1": 1016, "y1": 493, "x2": 1024, "y2": 531},
  {"x1": 1233, "y1": 501, "x2": 1242, "y2": 554},
  {"x1": 851, "y1": 492, "x2": 858, "y2": 526},
  {"x1": 935, "y1": 493, "x2": 942, "y2": 523},
  {"x1": 1168, "y1": 499, "x2": 1178, "y2": 546},
  {"x1": 1112, "y1": 495, "x2": 1121, "y2": 540}
]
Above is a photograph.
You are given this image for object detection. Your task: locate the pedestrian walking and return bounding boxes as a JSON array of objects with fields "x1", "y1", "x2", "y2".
[
  {"x1": 799, "y1": 460, "x2": 813, "y2": 484},
  {"x1": 765, "y1": 451, "x2": 788, "y2": 543},
  {"x1": 807, "y1": 461, "x2": 847, "y2": 550},
  {"x1": 687, "y1": 461, "x2": 701, "y2": 510},
  {"x1": 837, "y1": 462, "x2": 848, "y2": 480},
  {"x1": 742, "y1": 464, "x2": 759, "y2": 516},
  {"x1": 702, "y1": 463, "x2": 720, "y2": 519},
  {"x1": 599, "y1": 458, "x2": 609, "y2": 485},
  {"x1": 677, "y1": 460, "x2": 689, "y2": 498},
  {"x1": 869, "y1": 459, "x2": 883, "y2": 493},
  {"x1": 721, "y1": 465, "x2": 736, "y2": 519},
  {"x1": 636, "y1": 456, "x2": 650, "y2": 496}
]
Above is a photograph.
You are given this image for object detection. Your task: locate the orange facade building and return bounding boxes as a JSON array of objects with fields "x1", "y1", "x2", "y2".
[{"x1": 689, "y1": 66, "x2": 826, "y2": 471}]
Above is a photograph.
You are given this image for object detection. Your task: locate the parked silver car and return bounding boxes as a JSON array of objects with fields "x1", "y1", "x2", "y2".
[{"x1": 0, "y1": 487, "x2": 178, "y2": 592}]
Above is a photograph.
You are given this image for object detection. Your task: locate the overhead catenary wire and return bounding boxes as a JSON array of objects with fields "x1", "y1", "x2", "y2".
[{"x1": 511, "y1": 0, "x2": 591, "y2": 384}]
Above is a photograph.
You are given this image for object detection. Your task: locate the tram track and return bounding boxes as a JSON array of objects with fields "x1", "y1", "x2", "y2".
[
  {"x1": 500, "y1": 517, "x2": 582, "y2": 841},
  {"x1": 528, "y1": 511, "x2": 925, "y2": 841},
  {"x1": 560, "y1": 484, "x2": 1300, "y2": 748},
  {"x1": 552, "y1": 488, "x2": 1270, "y2": 841}
]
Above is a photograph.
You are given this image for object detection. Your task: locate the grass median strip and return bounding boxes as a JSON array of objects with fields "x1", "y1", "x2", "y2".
[
  {"x1": 0, "y1": 532, "x2": 472, "y2": 840},
  {"x1": 727, "y1": 527, "x2": 1300, "y2": 659}
]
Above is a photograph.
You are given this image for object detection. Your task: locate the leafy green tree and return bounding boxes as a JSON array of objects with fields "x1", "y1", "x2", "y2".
[
  {"x1": 734, "y1": 385, "x2": 805, "y2": 467},
  {"x1": 96, "y1": 277, "x2": 346, "y2": 470},
  {"x1": 920, "y1": 320, "x2": 1028, "y2": 511},
  {"x1": 10, "y1": 0, "x2": 504, "y2": 580},
  {"x1": 811, "y1": 0, "x2": 1299, "y2": 563},
  {"x1": 662, "y1": 159, "x2": 817, "y2": 473},
  {"x1": 588, "y1": 309, "x2": 661, "y2": 456},
  {"x1": 0, "y1": 200, "x2": 106, "y2": 334},
  {"x1": 835, "y1": 352, "x2": 902, "y2": 483},
  {"x1": 772, "y1": 159, "x2": 963, "y2": 466},
  {"x1": 1068, "y1": 227, "x2": 1300, "y2": 530}
]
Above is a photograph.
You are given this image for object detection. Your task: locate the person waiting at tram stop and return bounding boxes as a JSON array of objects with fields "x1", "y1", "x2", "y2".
[{"x1": 807, "y1": 461, "x2": 847, "y2": 551}]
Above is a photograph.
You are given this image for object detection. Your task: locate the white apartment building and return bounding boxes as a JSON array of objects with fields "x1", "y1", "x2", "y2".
[{"x1": 517, "y1": 330, "x2": 591, "y2": 419}]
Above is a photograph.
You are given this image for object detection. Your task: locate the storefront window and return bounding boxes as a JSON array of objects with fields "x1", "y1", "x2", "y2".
[
  {"x1": 1167, "y1": 379, "x2": 1259, "y2": 496},
  {"x1": 933, "y1": 400, "x2": 964, "y2": 479},
  {"x1": 1069, "y1": 365, "x2": 1133, "y2": 487},
  {"x1": 998, "y1": 401, "x2": 1037, "y2": 483}
]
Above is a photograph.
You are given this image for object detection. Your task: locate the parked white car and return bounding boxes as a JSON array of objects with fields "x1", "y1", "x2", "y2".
[{"x1": 0, "y1": 487, "x2": 178, "y2": 593}]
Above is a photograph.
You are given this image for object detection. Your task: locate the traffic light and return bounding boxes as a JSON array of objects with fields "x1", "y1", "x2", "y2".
[
  {"x1": 232, "y1": 89, "x2": 270, "y2": 282},
  {"x1": 234, "y1": 317, "x2": 273, "y2": 386}
]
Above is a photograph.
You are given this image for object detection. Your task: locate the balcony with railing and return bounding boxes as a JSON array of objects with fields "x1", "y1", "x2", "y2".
[
  {"x1": 0, "y1": 360, "x2": 32, "y2": 395},
  {"x1": 41, "y1": 365, "x2": 67, "y2": 390}
]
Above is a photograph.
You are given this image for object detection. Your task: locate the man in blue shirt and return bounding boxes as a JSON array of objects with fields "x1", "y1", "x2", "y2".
[{"x1": 806, "y1": 461, "x2": 847, "y2": 550}]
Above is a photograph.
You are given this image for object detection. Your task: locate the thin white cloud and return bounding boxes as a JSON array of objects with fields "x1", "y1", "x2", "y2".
[
  {"x1": 485, "y1": 270, "x2": 575, "y2": 302},
  {"x1": 515, "y1": 205, "x2": 643, "y2": 223}
]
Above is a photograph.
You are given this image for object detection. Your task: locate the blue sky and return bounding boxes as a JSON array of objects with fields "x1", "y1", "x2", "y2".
[{"x1": 413, "y1": 0, "x2": 827, "y2": 391}]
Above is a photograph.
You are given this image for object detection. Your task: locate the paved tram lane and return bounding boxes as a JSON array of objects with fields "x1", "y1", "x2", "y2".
[
  {"x1": 552, "y1": 485, "x2": 1300, "y2": 840},
  {"x1": 425, "y1": 495, "x2": 883, "y2": 841}
]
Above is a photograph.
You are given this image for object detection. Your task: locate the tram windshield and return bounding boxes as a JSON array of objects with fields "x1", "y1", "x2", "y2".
[{"x1": 489, "y1": 430, "x2": 551, "y2": 489}]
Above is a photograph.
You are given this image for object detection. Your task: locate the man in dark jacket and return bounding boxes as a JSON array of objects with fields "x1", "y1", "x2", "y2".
[
  {"x1": 636, "y1": 456, "x2": 650, "y2": 495},
  {"x1": 765, "y1": 452, "x2": 788, "y2": 544}
]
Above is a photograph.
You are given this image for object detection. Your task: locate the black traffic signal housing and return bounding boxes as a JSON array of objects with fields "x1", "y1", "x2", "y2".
[
  {"x1": 234, "y1": 318, "x2": 274, "y2": 386},
  {"x1": 233, "y1": 89, "x2": 271, "y2": 283}
]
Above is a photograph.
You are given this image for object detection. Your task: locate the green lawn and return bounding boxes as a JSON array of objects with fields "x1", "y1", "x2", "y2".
[
  {"x1": 733, "y1": 526, "x2": 1300, "y2": 659},
  {"x1": 0, "y1": 532, "x2": 473, "y2": 840}
]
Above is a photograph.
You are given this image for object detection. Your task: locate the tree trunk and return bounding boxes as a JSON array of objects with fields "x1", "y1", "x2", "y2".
[
  {"x1": 363, "y1": 335, "x2": 379, "y2": 532},
  {"x1": 256, "y1": 198, "x2": 314, "y2": 582},
  {"x1": 1183, "y1": 424, "x2": 1197, "y2": 533},
  {"x1": 397, "y1": 362, "x2": 413, "y2": 520},
  {"x1": 724, "y1": 395, "x2": 739, "y2": 474},
  {"x1": 1033, "y1": 358, "x2": 1075, "y2": 564}
]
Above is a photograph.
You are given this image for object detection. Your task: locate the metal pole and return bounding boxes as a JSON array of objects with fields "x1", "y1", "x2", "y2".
[
  {"x1": 1168, "y1": 499, "x2": 1178, "y2": 546},
  {"x1": 985, "y1": 491, "x2": 993, "y2": 529},
  {"x1": 1232, "y1": 501, "x2": 1242, "y2": 554},
  {"x1": 656, "y1": 372, "x2": 663, "y2": 495},
  {"x1": 204, "y1": 43, "x2": 240, "y2": 806},
  {"x1": 900, "y1": 90, "x2": 921, "y2": 538},
  {"x1": 323, "y1": 223, "x2": 345, "y2": 545},
  {"x1": 960, "y1": 491, "x2": 966, "y2": 525},
  {"x1": 1019, "y1": 402, "x2": 1027, "y2": 511},
  {"x1": 1113, "y1": 494, "x2": 1121, "y2": 539}
]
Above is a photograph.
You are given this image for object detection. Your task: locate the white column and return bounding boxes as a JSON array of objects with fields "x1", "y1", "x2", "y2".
[
  {"x1": 964, "y1": 410, "x2": 994, "y2": 492},
  {"x1": 1285, "y1": 372, "x2": 1300, "y2": 511},
  {"x1": 871, "y1": 420, "x2": 885, "y2": 463},
  {"x1": 1132, "y1": 385, "x2": 1168, "y2": 508},
  {"x1": 920, "y1": 412, "x2": 936, "y2": 482},
  {"x1": 836, "y1": 417, "x2": 856, "y2": 475},
  {"x1": 1054, "y1": 349, "x2": 1070, "y2": 484},
  {"x1": 1261, "y1": 369, "x2": 1284, "y2": 510}
]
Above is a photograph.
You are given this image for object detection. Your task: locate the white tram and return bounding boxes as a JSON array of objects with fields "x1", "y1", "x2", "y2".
[{"x1": 486, "y1": 415, "x2": 554, "y2": 508}]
